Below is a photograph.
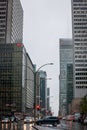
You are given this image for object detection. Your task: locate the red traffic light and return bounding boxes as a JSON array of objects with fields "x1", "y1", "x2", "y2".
[{"x1": 36, "y1": 105, "x2": 41, "y2": 110}]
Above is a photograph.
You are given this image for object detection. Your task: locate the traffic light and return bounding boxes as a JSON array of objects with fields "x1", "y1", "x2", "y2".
[{"x1": 36, "y1": 105, "x2": 40, "y2": 111}]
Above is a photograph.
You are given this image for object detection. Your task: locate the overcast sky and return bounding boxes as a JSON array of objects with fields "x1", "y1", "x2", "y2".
[{"x1": 21, "y1": 0, "x2": 72, "y2": 116}]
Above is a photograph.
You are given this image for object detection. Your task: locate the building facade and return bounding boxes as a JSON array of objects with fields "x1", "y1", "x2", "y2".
[
  {"x1": 0, "y1": 43, "x2": 34, "y2": 116},
  {"x1": 39, "y1": 71, "x2": 47, "y2": 116},
  {"x1": 67, "y1": 63, "x2": 73, "y2": 114},
  {"x1": 72, "y1": 0, "x2": 87, "y2": 98},
  {"x1": 59, "y1": 39, "x2": 73, "y2": 116},
  {"x1": 0, "y1": 0, "x2": 23, "y2": 43},
  {"x1": 26, "y1": 53, "x2": 35, "y2": 116},
  {"x1": 0, "y1": 43, "x2": 26, "y2": 116},
  {"x1": 46, "y1": 88, "x2": 51, "y2": 115}
]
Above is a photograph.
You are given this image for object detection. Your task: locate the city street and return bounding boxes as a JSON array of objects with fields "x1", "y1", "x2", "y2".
[{"x1": 0, "y1": 120, "x2": 87, "y2": 130}]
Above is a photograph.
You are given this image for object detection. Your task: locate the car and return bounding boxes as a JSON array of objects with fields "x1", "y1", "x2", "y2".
[
  {"x1": 2, "y1": 117, "x2": 10, "y2": 123},
  {"x1": 24, "y1": 116, "x2": 33, "y2": 123},
  {"x1": 84, "y1": 116, "x2": 87, "y2": 125},
  {"x1": 74, "y1": 113, "x2": 80, "y2": 122},
  {"x1": 66, "y1": 115, "x2": 75, "y2": 121},
  {"x1": 62, "y1": 116, "x2": 66, "y2": 120},
  {"x1": 10, "y1": 116, "x2": 15, "y2": 122},
  {"x1": 36, "y1": 116, "x2": 60, "y2": 126}
]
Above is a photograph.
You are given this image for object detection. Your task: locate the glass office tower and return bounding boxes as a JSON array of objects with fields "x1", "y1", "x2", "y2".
[
  {"x1": 59, "y1": 39, "x2": 73, "y2": 116},
  {"x1": 0, "y1": 43, "x2": 26, "y2": 116}
]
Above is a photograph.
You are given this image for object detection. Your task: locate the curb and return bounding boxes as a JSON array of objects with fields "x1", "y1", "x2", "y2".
[{"x1": 32, "y1": 125, "x2": 39, "y2": 130}]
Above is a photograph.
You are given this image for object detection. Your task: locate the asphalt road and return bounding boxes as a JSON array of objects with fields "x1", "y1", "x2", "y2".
[{"x1": 0, "y1": 120, "x2": 87, "y2": 130}]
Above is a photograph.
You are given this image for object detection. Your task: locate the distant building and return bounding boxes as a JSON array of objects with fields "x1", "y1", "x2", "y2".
[
  {"x1": 71, "y1": 0, "x2": 87, "y2": 98},
  {"x1": 67, "y1": 64, "x2": 73, "y2": 114},
  {"x1": 39, "y1": 71, "x2": 47, "y2": 116},
  {"x1": 59, "y1": 39, "x2": 73, "y2": 116},
  {"x1": 47, "y1": 88, "x2": 50, "y2": 115},
  {"x1": 0, "y1": 43, "x2": 34, "y2": 116},
  {"x1": 0, "y1": 0, "x2": 23, "y2": 43}
]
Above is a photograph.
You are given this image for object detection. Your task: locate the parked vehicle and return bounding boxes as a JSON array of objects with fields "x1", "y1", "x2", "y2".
[
  {"x1": 66, "y1": 115, "x2": 75, "y2": 121},
  {"x1": 36, "y1": 116, "x2": 60, "y2": 126},
  {"x1": 74, "y1": 113, "x2": 80, "y2": 122},
  {"x1": 84, "y1": 116, "x2": 87, "y2": 125},
  {"x1": 10, "y1": 116, "x2": 15, "y2": 122},
  {"x1": 2, "y1": 117, "x2": 10, "y2": 123},
  {"x1": 62, "y1": 116, "x2": 66, "y2": 120},
  {"x1": 24, "y1": 116, "x2": 33, "y2": 123}
]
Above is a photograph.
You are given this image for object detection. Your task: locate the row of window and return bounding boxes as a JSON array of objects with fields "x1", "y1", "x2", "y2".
[
  {"x1": 76, "y1": 77, "x2": 87, "y2": 80},
  {"x1": 0, "y1": 3, "x2": 7, "y2": 6},
  {"x1": 74, "y1": 7, "x2": 87, "y2": 10},
  {"x1": 0, "y1": 11, "x2": 6, "y2": 14},
  {"x1": 75, "y1": 55, "x2": 86, "y2": 58},
  {"x1": 74, "y1": 15, "x2": 86, "y2": 17},
  {"x1": 74, "y1": 11, "x2": 87, "y2": 14},
  {"x1": 74, "y1": 27, "x2": 87, "y2": 29},
  {"x1": 75, "y1": 43, "x2": 87, "y2": 45},
  {"x1": 74, "y1": 22, "x2": 87, "y2": 25},
  {"x1": 75, "y1": 51, "x2": 87, "y2": 54},
  {"x1": 0, "y1": 25, "x2": 5, "y2": 27},
  {"x1": 75, "y1": 47, "x2": 87, "y2": 50},
  {"x1": 76, "y1": 81, "x2": 87, "y2": 84},
  {"x1": 74, "y1": 18, "x2": 87, "y2": 21},
  {"x1": 0, "y1": 16, "x2": 6, "y2": 19},
  {"x1": 75, "y1": 64, "x2": 87, "y2": 67},
  {"x1": 76, "y1": 86, "x2": 87, "y2": 88},
  {"x1": 75, "y1": 34, "x2": 87, "y2": 37},
  {"x1": 0, "y1": 34, "x2": 5, "y2": 36},
  {"x1": 73, "y1": 0, "x2": 87, "y2": 3},
  {"x1": 76, "y1": 72, "x2": 87, "y2": 75},
  {"x1": 0, "y1": 0, "x2": 7, "y2": 2},
  {"x1": 74, "y1": 30, "x2": 87, "y2": 33},
  {"x1": 75, "y1": 39, "x2": 87, "y2": 42},
  {"x1": 75, "y1": 60, "x2": 87, "y2": 62},
  {"x1": 76, "y1": 68, "x2": 87, "y2": 71},
  {"x1": 73, "y1": 0, "x2": 87, "y2": 6},
  {"x1": 0, "y1": 8, "x2": 6, "y2": 10}
]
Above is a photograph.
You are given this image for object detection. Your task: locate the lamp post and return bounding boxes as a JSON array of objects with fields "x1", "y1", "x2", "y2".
[
  {"x1": 25, "y1": 63, "x2": 53, "y2": 123},
  {"x1": 33, "y1": 63, "x2": 53, "y2": 123}
]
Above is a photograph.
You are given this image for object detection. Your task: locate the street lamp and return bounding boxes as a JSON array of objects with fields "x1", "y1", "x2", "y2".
[
  {"x1": 34, "y1": 63, "x2": 53, "y2": 123},
  {"x1": 24, "y1": 63, "x2": 53, "y2": 123}
]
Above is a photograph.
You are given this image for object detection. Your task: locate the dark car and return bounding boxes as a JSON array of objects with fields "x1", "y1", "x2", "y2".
[{"x1": 36, "y1": 116, "x2": 60, "y2": 126}]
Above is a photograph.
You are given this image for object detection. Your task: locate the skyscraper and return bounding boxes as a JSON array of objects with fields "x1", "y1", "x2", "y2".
[
  {"x1": 0, "y1": 0, "x2": 23, "y2": 43},
  {"x1": 39, "y1": 71, "x2": 47, "y2": 116},
  {"x1": 72, "y1": 0, "x2": 87, "y2": 98},
  {"x1": 59, "y1": 39, "x2": 73, "y2": 116}
]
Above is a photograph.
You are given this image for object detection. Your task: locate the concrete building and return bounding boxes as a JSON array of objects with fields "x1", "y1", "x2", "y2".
[
  {"x1": 47, "y1": 88, "x2": 50, "y2": 113},
  {"x1": 71, "y1": 0, "x2": 87, "y2": 98},
  {"x1": 25, "y1": 53, "x2": 35, "y2": 116},
  {"x1": 0, "y1": 0, "x2": 23, "y2": 43},
  {"x1": 0, "y1": 43, "x2": 34, "y2": 116},
  {"x1": 59, "y1": 39, "x2": 73, "y2": 116}
]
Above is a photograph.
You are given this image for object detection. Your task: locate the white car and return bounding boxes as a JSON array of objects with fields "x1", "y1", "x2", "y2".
[
  {"x1": 2, "y1": 117, "x2": 10, "y2": 123},
  {"x1": 24, "y1": 117, "x2": 32, "y2": 123},
  {"x1": 84, "y1": 116, "x2": 87, "y2": 124}
]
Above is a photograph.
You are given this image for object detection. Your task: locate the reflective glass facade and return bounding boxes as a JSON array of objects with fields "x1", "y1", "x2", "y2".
[
  {"x1": 39, "y1": 71, "x2": 47, "y2": 116},
  {"x1": 0, "y1": 43, "x2": 26, "y2": 116},
  {"x1": 59, "y1": 39, "x2": 73, "y2": 116},
  {"x1": 67, "y1": 64, "x2": 73, "y2": 114}
]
